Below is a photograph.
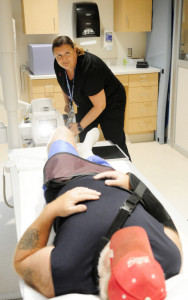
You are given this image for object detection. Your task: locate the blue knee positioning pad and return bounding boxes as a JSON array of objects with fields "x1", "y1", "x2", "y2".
[
  {"x1": 86, "y1": 155, "x2": 112, "y2": 167},
  {"x1": 44, "y1": 141, "x2": 112, "y2": 193},
  {"x1": 48, "y1": 140, "x2": 112, "y2": 167},
  {"x1": 48, "y1": 140, "x2": 79, "y2": 159}
]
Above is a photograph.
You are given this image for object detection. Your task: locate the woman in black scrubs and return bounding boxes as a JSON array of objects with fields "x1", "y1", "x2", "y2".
[{"x1": 52, "y1": 36, "x2": 131, "y2": 159}]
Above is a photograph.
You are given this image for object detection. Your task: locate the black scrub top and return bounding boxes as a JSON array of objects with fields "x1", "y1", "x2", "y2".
[{"x1": 54, "y1": 52, "x2": 125, "y2": 112}]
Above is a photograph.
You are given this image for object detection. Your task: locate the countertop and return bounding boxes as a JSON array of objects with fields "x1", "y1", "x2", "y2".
[{"x1": 28, "y1": 65, "x2": 161, "y2": 80}]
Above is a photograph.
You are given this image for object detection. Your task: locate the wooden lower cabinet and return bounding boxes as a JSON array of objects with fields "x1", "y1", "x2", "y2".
[
  {"x1": 116, "y1": 74, "x2": 129, "y2": 86},
  {"x1": 117, "y1": 73, "x2": 159, "y2": 137},
  {"x1": 27, "y1": 75, "x2": 66, "y2": 114},
  {"x1": 127, "y1": 116, "x2": 157, "y2": 133},
  {"x1": 128, "y1": 101, "x2": 158, "y2": 118},
  {"x1": 128, "y1": 86, "x2": 158, "y2": 103},
  {"x1": 128, "y1": 73, "x2": 158, "y2": 87},
  {"x1": 27, "y1": 72, "x2": 159, "y2": 141}
]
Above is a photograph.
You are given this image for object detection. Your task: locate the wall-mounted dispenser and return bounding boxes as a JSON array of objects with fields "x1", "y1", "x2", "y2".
[
  {"x1": 104, "y1": 30, "x2": 113, "y2": 51},
  {"x1": 73, "y1": 2, "x2": 100, "y2": 38}
]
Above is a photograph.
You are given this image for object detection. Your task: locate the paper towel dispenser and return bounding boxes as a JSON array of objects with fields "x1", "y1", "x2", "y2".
[{"x1": 73, "y1": 2, "x2": 100, "y2": 38}]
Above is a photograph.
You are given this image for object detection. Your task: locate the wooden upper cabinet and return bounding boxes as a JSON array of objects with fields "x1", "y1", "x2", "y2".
[
  {"x1": 114, "y1": 0, "x2": 152, "y2": 32},
  {"x1": 22, "y1": 0, "x2": 59, "y2": 34}
]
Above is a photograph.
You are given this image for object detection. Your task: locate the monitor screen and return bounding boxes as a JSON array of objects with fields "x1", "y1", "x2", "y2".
[{"x1": 39, "y1": 119, "x2": 57, "y2": 139}]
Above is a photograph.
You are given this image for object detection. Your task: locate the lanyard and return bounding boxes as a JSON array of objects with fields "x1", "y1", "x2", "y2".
[{"x1": 65, "y1": 68, "x2": 75, "y2": 102}]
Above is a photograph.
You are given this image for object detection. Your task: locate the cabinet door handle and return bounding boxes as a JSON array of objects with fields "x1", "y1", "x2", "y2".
[
  {"x1": 126, "y1": 16, "x2": 129, "y2": 28},
  {"x1": 53, "y1": 17, "x2": 56, "y2": 30}
]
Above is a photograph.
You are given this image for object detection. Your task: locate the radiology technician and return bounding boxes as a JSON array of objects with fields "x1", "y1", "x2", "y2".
[{"x1": 52, "y1": 35, "x2": 131, "y2": 159}]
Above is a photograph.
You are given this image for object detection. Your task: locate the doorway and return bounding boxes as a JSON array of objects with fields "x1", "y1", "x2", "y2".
[{"x1": 169, "y1": 0, "x2": 188, "y2": 158}]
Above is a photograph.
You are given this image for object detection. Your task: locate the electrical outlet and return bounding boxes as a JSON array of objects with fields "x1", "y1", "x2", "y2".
[{"x1": 127, "y1": 48, "x2": 132, "y2": 57}]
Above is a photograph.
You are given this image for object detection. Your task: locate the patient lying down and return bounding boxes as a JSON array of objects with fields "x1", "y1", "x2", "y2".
[{"x1": 14, "y1": 127, "x2": 182, "y2": 299}]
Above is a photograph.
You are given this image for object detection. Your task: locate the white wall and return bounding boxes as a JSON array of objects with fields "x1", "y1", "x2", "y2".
[
  {"x1": 12, "y1": 0, "x2": 146, "y2": 65},
  {"x1": 0, "y1": 76, "x2": 7, "y2": 124},
  {"x1": 174, "y1": 67, "x2": 188, "y2": 155},
  {"x1": 11, "y1": 0, "x2": 146, "y2": 98}
]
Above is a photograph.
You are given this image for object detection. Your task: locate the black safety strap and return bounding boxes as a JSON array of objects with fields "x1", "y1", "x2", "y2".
[
  {"x1": 105, "y1": 192, "x2": 141, "y2": 239},
  {"x1": 92, "y1": 191, "x2": 141, "y2": 284}
]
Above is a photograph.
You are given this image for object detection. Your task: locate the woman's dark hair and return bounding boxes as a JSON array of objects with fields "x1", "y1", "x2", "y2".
[{"x1": 52, "y1": 36, "x2": 84, "y2": 56}]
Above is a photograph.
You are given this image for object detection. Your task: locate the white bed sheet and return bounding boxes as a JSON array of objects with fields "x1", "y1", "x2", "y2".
[{"x1": 8, "y1": 144, "x2": 188, "y2": 300}]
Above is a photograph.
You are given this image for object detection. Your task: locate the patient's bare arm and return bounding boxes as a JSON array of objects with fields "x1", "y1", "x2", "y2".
[{"x1": 14, "y1": 187, "x2": 101, "y2": 298}]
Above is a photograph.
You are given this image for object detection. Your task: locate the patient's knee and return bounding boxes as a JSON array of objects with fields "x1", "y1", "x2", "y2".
[{"x1": 47, "y1": 126, "x2": 74, "y2": 153}]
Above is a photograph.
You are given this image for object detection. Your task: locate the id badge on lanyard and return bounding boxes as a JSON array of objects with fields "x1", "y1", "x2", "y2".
[
  {"x1": 65, "y1": 69, "x2": 76, "y2": 126},
  {"x1": 65, "y1": 69, "x2": 75, "y2": 105}
]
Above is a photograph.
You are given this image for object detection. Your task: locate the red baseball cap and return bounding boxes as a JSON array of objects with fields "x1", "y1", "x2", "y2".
[{"x1": 108, "y1": 226, "x2": 166, "y2": 300}]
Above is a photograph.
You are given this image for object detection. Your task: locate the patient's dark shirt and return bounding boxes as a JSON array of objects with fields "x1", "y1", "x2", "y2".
[{"x1": 45, "y1": 175, "x2": 181, "y2": 296}]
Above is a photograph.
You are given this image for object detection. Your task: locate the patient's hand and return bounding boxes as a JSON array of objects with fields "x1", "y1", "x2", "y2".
[
  {"x1": 50, "y1": 187, "x2": 101, "y2": 217},
  {"x1": 94, "y1": 171, "x2": 130, "y2": 190}
]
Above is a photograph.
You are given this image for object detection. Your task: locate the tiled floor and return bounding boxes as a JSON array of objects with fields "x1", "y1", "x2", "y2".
[{"x1": 127, "y1": 140, "x2": 188, "y2": 220}]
